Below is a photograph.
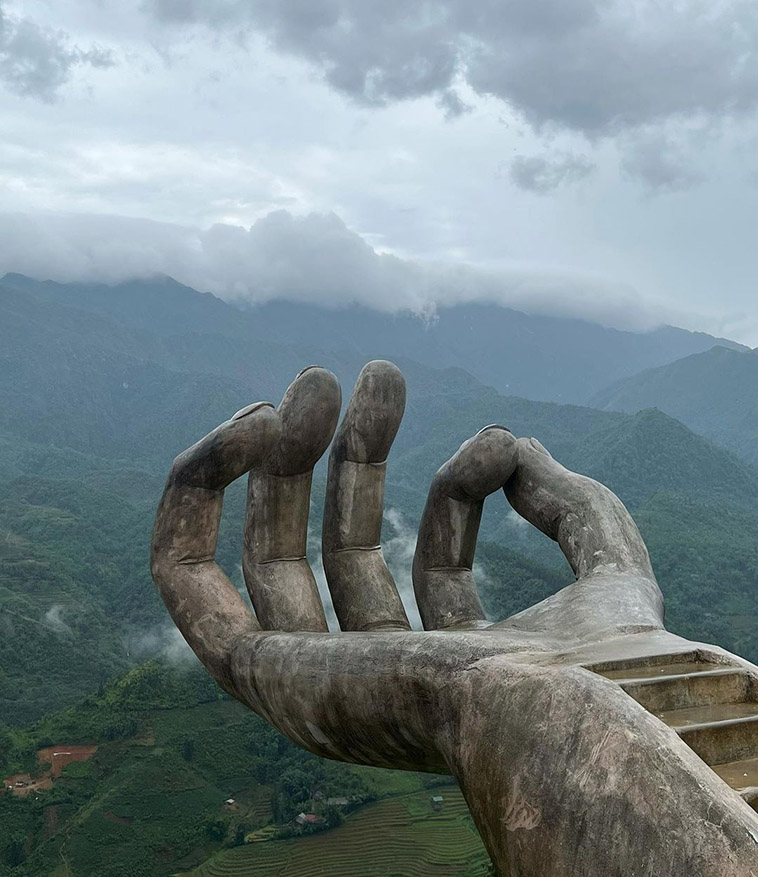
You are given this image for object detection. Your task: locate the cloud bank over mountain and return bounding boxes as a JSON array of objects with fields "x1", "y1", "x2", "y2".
[
  {"x1": 0, "y1": 209, "x2": 685, "y2": 332},
  {"x1": 3, "y1": 1, "x2": 758, "y2": 342}
]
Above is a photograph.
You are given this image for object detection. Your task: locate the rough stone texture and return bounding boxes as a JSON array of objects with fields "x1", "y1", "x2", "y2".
[{"x1": 151, "y1": 361, "x2": 758, "y2": 876}]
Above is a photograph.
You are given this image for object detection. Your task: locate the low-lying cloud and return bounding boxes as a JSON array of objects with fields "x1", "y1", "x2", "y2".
[
  {"x1": 0, "y1": 209, "x2": 681, "y2": 332},
  {"x1": 124, "y1": 624, "x2": 195, "y2": 665},
  {"x1": 382, "y1": 508, "x2": 422, "y2": 630},
  {"x1": 44, "y1": 603, "x2": 71, "y2": 634}
]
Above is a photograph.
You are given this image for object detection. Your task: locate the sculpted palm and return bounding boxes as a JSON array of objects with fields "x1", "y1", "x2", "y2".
[{"x1": 152, "y1": 362, "x2": 758, "y2": 876}]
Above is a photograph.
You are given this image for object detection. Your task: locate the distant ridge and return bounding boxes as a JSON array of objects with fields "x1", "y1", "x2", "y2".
[
  {"x1": 0, "y1": 272, "x2": 745, "y2": 405},
  {"x1": 591, "y1": 345, "x2": 758, "y2": 466}
]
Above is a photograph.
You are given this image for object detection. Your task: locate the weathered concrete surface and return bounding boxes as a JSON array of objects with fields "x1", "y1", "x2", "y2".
[
  {"x1": 152, "y1": 361, "x2": 758, "y2": 876},
  {"x1": 243, "y1": 366, "x2": 340, "y2": 632},
  {"x1": 322, "y1": 361, "x2": 410, "y2": 632}
]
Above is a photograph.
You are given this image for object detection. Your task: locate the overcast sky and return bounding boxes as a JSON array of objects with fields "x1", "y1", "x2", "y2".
[{"x1": 1, "y1": 0, "x2": 758, "y2": 341}]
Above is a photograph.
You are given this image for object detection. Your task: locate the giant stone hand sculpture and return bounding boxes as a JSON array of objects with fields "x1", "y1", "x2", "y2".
[{"x1": 152, "y1": 362, "x2": 758, "y2": 876}]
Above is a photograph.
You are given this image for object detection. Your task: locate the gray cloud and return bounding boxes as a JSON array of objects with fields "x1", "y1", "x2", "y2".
[
  {"x1": 0, "y1": 3, "x2": 112, "y2": 101},
  {"x1": 621, "y1": 130, "x2": 706, "y2": 192},
  {"x1": 436, "y1": 87, "x2": 471, "y2": 121},
  {"x1": 510, "y1": 153, "x2": 595, "y2": 194},
  {"x1": 144, "y1": 0, "x2": 758, "y2": 168},
  {"x1": 0, "y1": 208, "x2": 687, "y2": 332}
]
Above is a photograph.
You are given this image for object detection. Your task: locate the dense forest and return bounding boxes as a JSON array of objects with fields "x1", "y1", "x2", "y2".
[{"x1": 1, "y1": 274, "x2": 757, "y2": 874}]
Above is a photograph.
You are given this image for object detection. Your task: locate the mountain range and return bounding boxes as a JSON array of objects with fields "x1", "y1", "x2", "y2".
[
  {"x1": 2, "y1": 271, "x2": 758, "y2": 875},
  {"x1": 1, "y1": 271, "x2": 757, "y2": 726},
  {"x1": 592, "y1": 344, "x2": 758, "y2": 466},
  {"x1": 1, "y1": 271, "x2": 746, "y2": 406}
]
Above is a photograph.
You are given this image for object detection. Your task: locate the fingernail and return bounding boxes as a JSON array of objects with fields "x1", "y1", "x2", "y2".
[
  {"x1": 295, "y1": 364, "x2": 323, "y2": 378},
  {"x1": 530, "y1": 437, "x2": 552, "y2": 457},
  {"x1": 232, "y1": 401, "x2": 275, "y2": 421},
  {"x1": 477, "y1": 424, "x2": 512, "y2": 435}
]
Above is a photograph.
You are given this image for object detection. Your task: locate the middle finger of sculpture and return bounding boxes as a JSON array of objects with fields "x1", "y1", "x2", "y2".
[{"x1": 152, "y1": 362, "x2": 758, "y2": 877}]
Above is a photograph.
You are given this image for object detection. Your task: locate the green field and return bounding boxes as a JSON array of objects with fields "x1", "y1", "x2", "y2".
[
  {"x1": 187, "y1": 787, "x2": 490, "y2": 877},
  {"x1": 0, "y1": 663, "x2": 492, "y2": 877}
]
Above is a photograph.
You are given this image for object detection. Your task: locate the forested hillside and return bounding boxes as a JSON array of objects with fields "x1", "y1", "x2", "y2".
[
  {"x1": 1, "y1": 272, "x2": 743, "y2": 406},
  {"x1": 1, "y1": 274, "x2": 757, "y2": 875},
  {"x1": 1, "y1": 663, "x2": 487, "y2": 877},
  {"x1": 592, "y1": 345, "x2": 758, "y2": 466}
]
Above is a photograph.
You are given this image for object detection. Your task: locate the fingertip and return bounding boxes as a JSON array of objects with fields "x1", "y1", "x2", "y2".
[
  {"x1": 271, "y1": 366, "x2": 342, "y2": 475},
  {"x1": 361, "y1": 359, "x2": 405, "y2": 383},
  {"x1": 287, "y1": 365, "x2": 341, "y2": 401},
  {"x1": 439, "y1": 426, "x2": 518, "y2": 501},
  {"x1": 295, "y1": 363, "x2": 329, "y2": 379},
  {"x1": 476, "y1": 423, "x2": 513, "y2": 436},
  {"x1": 172, "y1": 401, "x2": 282, "y2": 489},
  {"x1": 355, "y1": 360, "x2": 406, "y2": 405},
  {"x1": 529, "y1": 437, "x2": 553, "y2": 458},
  {"x1": 337, "y1": 360, "x2": 406, "y2": 463}
]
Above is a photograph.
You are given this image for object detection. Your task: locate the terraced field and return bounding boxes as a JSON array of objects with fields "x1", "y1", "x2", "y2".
[{"x1": 186, "y1": 785, "x2": 490, "y2": 877}]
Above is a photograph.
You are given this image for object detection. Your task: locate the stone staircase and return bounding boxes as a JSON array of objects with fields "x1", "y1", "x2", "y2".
[{"x1": 589, "y1": 652, "x2": 758, "y2": 812}]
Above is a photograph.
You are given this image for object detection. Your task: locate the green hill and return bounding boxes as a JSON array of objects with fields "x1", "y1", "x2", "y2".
[
  {"x1": 0, "y1": 663, "x2": 484, "y2": 877},
  {"x1": 591, "y1": 345, "x2": 758, "y2": 466},
  {"x1": 1, "y1": 273, "x2": 757, "y2": 875}
]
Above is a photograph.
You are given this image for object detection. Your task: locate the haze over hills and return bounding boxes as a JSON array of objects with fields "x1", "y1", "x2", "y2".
[
  {"x1": 592, "y1": 344, "x2": 758, "y2": 466},
  {"x1": 2, "y1": 270, "x2": 758, "y2": 727},
  {"x1": 1, "y1": 272, "x2": 745, "y2": 406}
]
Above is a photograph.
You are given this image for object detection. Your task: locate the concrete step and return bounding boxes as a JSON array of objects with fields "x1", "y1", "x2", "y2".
[
  {"x1": 598, "y1": 660, "x2": 725, "y2": 683},
  {"x1": 589, "y1": 651, "x2": 700, "y2": 677},
  {"x1": 621, "y1": 669, "x2": 750, "y2": 713},
  {"x1": 590, "y1": 651, "x2": 758, "y2": 804},
  {"x1": 711, "y1": 756, "x2": 758, "y2": 812},
  {"x1": 656, "y1": 702, "x2": 758, "y2": 731},
  {"x1": 592, "y1": 652, "x2": 751, "y2": 711},
  {"x1": 658, "y1": 703, "x2": 758, "y2": 765}
]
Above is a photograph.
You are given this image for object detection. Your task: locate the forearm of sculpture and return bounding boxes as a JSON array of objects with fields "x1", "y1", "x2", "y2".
[
  {"x1": 450, "y1": 658, "x2": 758, "y2": 876},
  {"x1": 229, "y1": 629, "x2": 758, "y2": 877}
]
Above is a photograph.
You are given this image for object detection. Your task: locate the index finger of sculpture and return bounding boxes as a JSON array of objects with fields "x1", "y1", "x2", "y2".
[
  {"x1": 323, "y1": 361, "x2": 411, "y2": 631},
  {"x1": 151, "y1": 402, "x2": 281, "y2": 695},
  {"x1": 413, "y1": 426, "x2": 518, "y2": 630},
  {"x1": 243, "y1": 366, "x2": 341, "y2": 632}
]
